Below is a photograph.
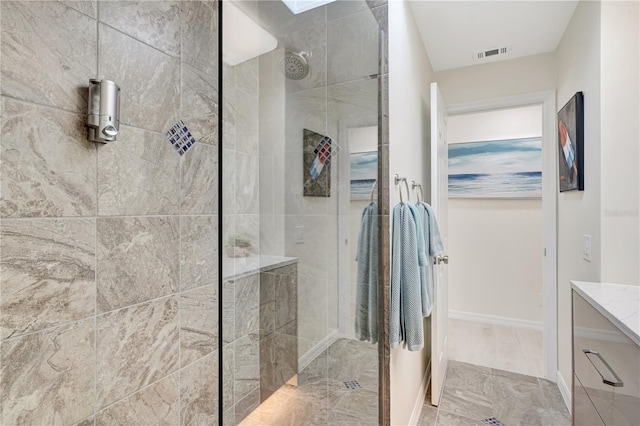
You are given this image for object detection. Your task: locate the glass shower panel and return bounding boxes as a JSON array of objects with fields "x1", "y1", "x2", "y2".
[{"x1": 222, "y1": 0, "x2": 382, "y2": 424}]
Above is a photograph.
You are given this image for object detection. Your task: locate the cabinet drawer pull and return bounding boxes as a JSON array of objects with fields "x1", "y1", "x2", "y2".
[{"x1": 582, "y1": 349, "x2": 624, "y2": 387}]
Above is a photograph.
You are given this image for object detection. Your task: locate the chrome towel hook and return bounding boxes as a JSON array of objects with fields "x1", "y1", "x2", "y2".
[
  {"x1": 396, "y1": 178, "x2": 410, "y2": 204},
  {"x1": 411, "y1": 181, "x2": 423, "y2": 203},
  {"x1": 395, "y1": 174, "x2": 411, "y2": 203}
]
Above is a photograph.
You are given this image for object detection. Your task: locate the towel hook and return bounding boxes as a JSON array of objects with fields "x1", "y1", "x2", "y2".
[
  {"x1": 411, "y1": 181, "x2": 423, "y2": 203},
  {"x1": 370, "y1": 180, "x2": 377, "y2": 203},
  {"x1": 399, "y1": 178, "x2": 410, "y2": 203}
]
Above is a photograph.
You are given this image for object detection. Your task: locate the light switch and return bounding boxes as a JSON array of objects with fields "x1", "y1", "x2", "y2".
[
  {"x1": 583, "y1": 234, "x2": 592, "y2": 261},
  {"x1": 295, "y1": 226, "x2": 304, "y2": 244}
]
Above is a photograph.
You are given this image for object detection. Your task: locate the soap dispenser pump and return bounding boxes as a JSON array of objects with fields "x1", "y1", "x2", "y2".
[{"x1": 87, "y1": 79, "x2": 120, "y2": 143}]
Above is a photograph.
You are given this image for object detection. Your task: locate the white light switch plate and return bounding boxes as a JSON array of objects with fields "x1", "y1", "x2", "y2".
[
  {"x1": 583, "y1": 234, "x2": 592, "y2": 261},
  {"x1": 295, "y1": 226, "x2": 304, "y2": 244}
]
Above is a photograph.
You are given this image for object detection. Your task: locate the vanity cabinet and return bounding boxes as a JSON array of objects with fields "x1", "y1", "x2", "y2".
[
  {"x1": 573, "y1": 373, "x2": 604, "y2": 426},
  {"x1": 572, "y1": 289, "x2": 640, "y2": 425}
]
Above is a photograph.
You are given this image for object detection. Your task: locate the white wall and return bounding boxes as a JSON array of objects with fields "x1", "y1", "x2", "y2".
[
  {"x1": 434, "y1": 52, "x2": 557, "y2": 105},
  {"x1": 556, "y1": 0, "x2": 603, "y2": 391},
  {"x1": 389, "y1": 1, "x2": 434, "y2": 424},
  {"x1": 599, "y1": 0, "x2": 640, "y2": 285},
  {"x1": 448, "y1": 106, "x2": 544, "y2": 325},
  {"x1": 555, "y1": 0, "x2": 640, "y2": 400}
]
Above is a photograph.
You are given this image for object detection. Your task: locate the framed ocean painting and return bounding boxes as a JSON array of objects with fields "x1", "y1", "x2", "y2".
[
  {"x1": 350, "y1": 151, "x2": 378, "y2": 201},
  {"x1": 448, "y1": 137, "x2": 542, "y2": 198}
]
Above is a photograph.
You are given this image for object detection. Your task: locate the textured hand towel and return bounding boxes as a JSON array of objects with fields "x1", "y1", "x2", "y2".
[
  {"x1": 390, "y1": 202, "x2": 428, "y2": 351},
  {"x1": 416, "y1": 202, "x2": 444, "y2": 317},
  {"x1": 355, "y1": 202, "x2": 378, "y2": 343}
]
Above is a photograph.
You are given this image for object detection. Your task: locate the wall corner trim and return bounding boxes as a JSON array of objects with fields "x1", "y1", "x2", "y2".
[{"x1": 556, "y1": 370, "x2": 572, "y2": 414}]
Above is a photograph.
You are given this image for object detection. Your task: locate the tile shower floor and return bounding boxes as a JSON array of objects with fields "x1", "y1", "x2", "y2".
[
  {"x1": 240, "y1": 338, "x2": 378, "y2": 426},
  {"x1": 418, "y1": 361, "x2": 571, "y2": 426}
]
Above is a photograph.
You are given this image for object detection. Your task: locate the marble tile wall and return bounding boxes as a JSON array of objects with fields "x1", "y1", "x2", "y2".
[
  {"x1": 0, "y1": 1, "x2": 219, "y2": 425},
  {"x1": 223, "y1": 55, "x2": 260, "y2": 269},
  {"x1": 221, "y1": 14, "x2": 266, "y2": 423},
  {"x1": 281, "y1": 0, "x2": 380, "y2": 366},
  {"x1": 258, "y1": 48, "x2": 286, "y2": 257}
]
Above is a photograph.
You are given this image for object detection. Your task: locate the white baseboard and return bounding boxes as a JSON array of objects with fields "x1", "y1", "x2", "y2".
[
  {"x1": 556, "y1": 370, "x2": 572, "y2": 414},
  {"x1": 449, "y1": 310, "x2": 543, "y2": 331},
  {"x1": 408, "y1": 360, "x2": 431, "y2": 425},
  {"x1": 298, "y1": 329, "x2": 340, "y2": 373}
]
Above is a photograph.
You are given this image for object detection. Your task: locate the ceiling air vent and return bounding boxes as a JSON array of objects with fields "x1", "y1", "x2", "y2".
[{"x1": 472, "y1": 45, "x2": 513, "y2": 61}]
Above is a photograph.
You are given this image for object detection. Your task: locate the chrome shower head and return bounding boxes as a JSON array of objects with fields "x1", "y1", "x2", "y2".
[{"x1": 284, "y1": 51, "x2": 311, "y2": 80}]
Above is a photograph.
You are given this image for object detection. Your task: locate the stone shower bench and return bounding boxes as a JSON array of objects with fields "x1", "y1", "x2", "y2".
[
  {"x1": 223, "y1": 255, "x2": 298, "y2": 280},
  {"x1": 222, "y1": 255, "x2": 299, "y2": 422}
]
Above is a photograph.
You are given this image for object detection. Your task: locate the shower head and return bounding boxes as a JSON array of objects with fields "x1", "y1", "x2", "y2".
[{"x1": 284, "y1": 51, "x2": 311, "y2": 80}]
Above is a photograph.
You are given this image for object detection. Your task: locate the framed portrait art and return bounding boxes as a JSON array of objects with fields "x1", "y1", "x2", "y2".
[{"x1": 558, "y1": 92, "x2": 584, "y2": 191}]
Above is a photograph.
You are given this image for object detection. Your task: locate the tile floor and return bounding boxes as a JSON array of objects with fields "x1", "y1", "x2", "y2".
[
  {"x1": 240, "y1": 330, "x2": 566, "y2": 426},
  {"x1": 239, "y1": 338, "x2": 378, "y2": 426},
  {"x1": 448, "y1": 319, "x2": 545, "y2": 378},
  {"x1": 418, "y1": 361, "x2": 571, "y2": 426}
]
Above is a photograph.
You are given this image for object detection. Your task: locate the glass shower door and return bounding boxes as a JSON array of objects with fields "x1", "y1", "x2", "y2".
[{"x1": 221, "y1": 1, "x2": 384, "y2": 424}]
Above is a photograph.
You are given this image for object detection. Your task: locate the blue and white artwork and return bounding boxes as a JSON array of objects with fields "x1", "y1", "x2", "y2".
[
  {"x1": 350, "y1": 151, "x2": 378, "y2": 201},
  {"x1": 448, "y1": 137, "x2": 542, "y2": 198}
]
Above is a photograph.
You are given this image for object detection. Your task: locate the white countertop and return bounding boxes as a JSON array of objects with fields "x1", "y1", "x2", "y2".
[
  {"x1": 222, "y1": 255, "x2": 298, "y2": 281},
  {"x1": 572, "y1": 281, "x2": 640, "y2": 347}
]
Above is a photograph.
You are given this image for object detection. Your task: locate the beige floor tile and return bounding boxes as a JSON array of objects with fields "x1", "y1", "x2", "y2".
[{"x1": 448, "y1": 319, "x2": 544, "y2": 377}]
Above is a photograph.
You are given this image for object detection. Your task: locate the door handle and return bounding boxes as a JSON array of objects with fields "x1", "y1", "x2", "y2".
[
  {"x1": 582, "y1": 349, "x2": 624, "y2": 387},
  {"x1": 434, "y1": 255, "x2": 449, "y2": 265}
]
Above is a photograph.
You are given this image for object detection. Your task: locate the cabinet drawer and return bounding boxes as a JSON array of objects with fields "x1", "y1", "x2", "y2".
[
  {"x1": 574, "y1": 374, "x2": 604, "y2": 426},
  {"x1": 573, "y1": 291, "x2": 640, "y2": 425}
]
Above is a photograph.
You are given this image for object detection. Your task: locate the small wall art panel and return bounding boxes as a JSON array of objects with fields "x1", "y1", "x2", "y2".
[
  {"x1": 558, "y1": 91, "x2": 584, "y2": 192},
  {"x1": 303, "y1": 128, "x2": 332, "y2": 197}
]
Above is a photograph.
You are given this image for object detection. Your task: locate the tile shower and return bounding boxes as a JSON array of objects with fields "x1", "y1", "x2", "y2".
[{"x1": 0, "y1": 0, "x2": 387, "y2": 425}]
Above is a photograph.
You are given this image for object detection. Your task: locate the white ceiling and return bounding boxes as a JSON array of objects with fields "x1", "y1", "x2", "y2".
[{"x1": 409, "y1": 1, "x2": 579, "y2": 72}]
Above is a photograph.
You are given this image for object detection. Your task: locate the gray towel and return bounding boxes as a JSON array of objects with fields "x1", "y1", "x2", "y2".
[
  {"x1": 390, "y1": 202, "x2": 428, "y2": 351},
  {"x1": 416, "y1": 202, "x2": 444, "y2": 317},
  {"x1": 355, "y1": 202, "x2": 378, "y2": 343}
]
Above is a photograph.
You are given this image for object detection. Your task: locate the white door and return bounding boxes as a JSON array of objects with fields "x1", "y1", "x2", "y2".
[{"x1": 430, "y1": 82, "x2": 449, "y2": 406}]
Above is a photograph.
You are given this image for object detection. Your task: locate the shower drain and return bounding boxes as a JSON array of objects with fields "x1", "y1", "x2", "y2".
[
  {"x1": 481, "y1": 417, "x2": 505, "y2": 426},
  {"x1": 343, "y1": 380, "x2": 362, "y2": 390}
]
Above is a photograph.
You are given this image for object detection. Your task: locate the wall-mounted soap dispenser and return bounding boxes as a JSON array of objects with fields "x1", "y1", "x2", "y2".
[{"x1": 87, "y1": 79, "x2": 120, "y2": 143}]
